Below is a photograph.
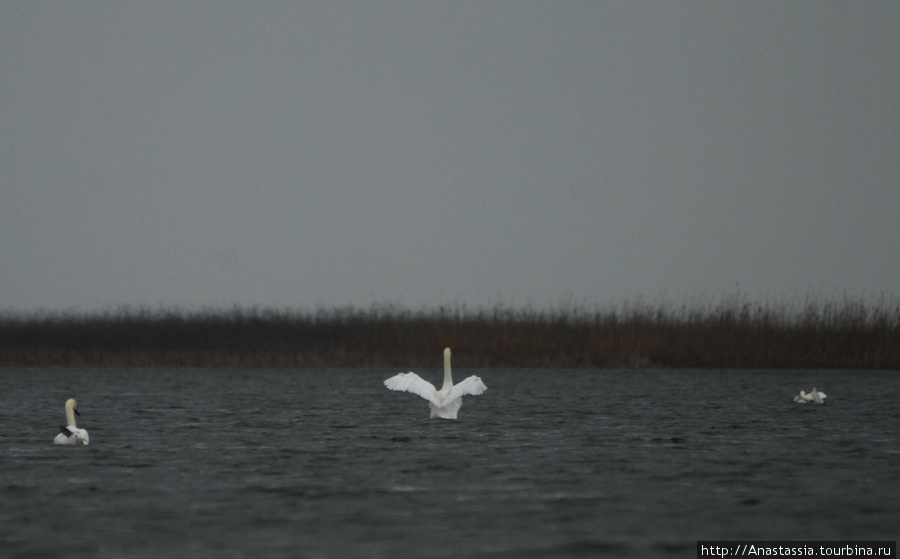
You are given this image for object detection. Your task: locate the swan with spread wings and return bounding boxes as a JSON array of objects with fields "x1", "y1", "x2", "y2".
[{"x1": 384, "y1": 347, "x2": 486, "y2": 419}]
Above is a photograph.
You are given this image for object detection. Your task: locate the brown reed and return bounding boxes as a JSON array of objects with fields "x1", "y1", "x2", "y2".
[{"x1": 1, "y1": 295, "x2": 898, "y2": 369}]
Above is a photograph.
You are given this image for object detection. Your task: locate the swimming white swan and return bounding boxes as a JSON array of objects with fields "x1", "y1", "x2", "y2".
[
  {"x1": 793, "y1": 388, "x2": 827, "y2": 404},
  {"x1": 53, "y1": 398, "x2": 90, "y2": 445},
  {"x1": 384, "y1": 347, "x2": 486, "y2": 419}
]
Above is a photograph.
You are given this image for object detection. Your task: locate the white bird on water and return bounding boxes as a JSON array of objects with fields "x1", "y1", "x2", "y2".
[
  {"x1": 53, "y1": 398, "x2": 90, "y2": 445},
  {"x1": 793, "y1": 388, "x2": 827, "y2": 404},
  {"x1": 383, "y1": 347, "x2": 487, "y2": 419}
]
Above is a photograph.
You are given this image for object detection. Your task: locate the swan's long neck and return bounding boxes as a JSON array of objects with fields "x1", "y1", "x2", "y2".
[
  {"x1": 441, "y1": 347, "x2": 453, "y2": 390},
  {"x1": 65, "y1": 399, "x2": 77, "y2": 427}
]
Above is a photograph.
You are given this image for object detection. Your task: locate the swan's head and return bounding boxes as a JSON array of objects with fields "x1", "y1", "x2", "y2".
[
  {"x1": 66, "y1": 398, "x2": 80, "y2": 416},
  {"x1": 444, "y1": 347, "x2": 451, "y2": 358}
]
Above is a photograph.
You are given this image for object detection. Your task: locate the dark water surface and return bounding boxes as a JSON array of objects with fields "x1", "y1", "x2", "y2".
[{"x1": 2, "y1": 368, "x2": 898, "y2": 558}]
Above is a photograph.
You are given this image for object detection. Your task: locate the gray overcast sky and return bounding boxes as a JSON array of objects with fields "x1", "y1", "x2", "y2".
[{"x1": 2, "y1": 1, "x2": 899, "y2": 313}]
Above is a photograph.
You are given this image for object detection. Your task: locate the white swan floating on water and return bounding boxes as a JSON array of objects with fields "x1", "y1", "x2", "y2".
[
  {"x1": 53, "y1": 398, "x2": 90, "y2": 445},
  {"x1": 793, "y1": 388, "x2": 827, "y2": 404},
  {"x1": 384, "y1": 347, "x2": 486, "y2": 419}
]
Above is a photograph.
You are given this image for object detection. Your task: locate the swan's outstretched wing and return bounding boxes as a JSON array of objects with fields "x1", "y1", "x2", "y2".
[
  {"x1": 446, "y1": 375, "x2": 487, "y2": 405},
  {"x1": 384, "y1": 372, "x2": 439, "y2": 405}
]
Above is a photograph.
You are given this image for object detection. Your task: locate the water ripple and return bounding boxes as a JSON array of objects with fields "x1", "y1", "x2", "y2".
[{"x1": 1, "y1": 368, "x2": 898, "y2": 558}]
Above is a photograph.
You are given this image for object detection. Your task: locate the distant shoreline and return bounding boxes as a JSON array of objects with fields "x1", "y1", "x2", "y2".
[{"x1": 2, "y1": 299, "x2": 898, "y2": 369}]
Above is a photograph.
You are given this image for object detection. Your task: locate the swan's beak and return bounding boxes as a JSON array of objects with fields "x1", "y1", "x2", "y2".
[{"x1": 74, "y1": 407, "x2": 81, "y2": 416}]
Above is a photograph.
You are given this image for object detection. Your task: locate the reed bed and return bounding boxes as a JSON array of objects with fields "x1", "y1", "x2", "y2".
[{"x1": 1, "y1": 295, "x2": 898, "y2": 369}]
